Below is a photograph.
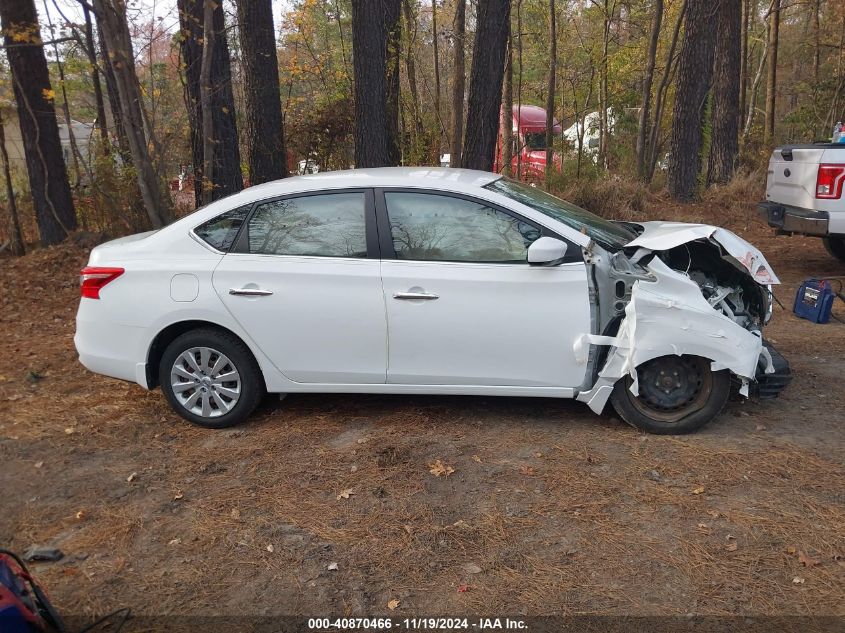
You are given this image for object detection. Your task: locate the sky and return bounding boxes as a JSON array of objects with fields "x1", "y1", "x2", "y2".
[{"x1": 39, "y1": 0, "x2": 297, "y2": 46}]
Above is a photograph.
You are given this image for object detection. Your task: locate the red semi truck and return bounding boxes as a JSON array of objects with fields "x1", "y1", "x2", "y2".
[{"x1": 494, "y1": 104, "x2": 561, "y2": 181}]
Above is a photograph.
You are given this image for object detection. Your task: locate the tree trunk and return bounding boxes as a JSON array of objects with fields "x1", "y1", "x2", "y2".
[
  {"x1": 501, "y1": 36, "x2": 513, "y2": 176},
  {"x1": 94, "y1": 0, "x2": 171, "y2": 228},
  {"x1": 461, "y1": 0, "x2": 510, "y2": 172},
  {"x1": 403, "y1": 0, "x2": 425, "y2": 159},
  {"x1": 739, "y1": 0, "x2": 749, "y2": 128},
  {"x1": 515, "y1": 0, "x2": 523, "y2": 178},
  {"x1": 82, "y1": 3, "x2": 110, "y2": 151},
  {"x1": 598, "y1": 0, "x2": 610, "y2": 168},
  {"x1": 449, "y1": 0, "x2": 466, "y2": 167},
  {"x1": 812, "y1": 0, "x2": 820, "y2": 82},
  {"x1": 97, "y1": 21, "x2": 130, "y2": 160},
  {"x1": 199, "y1": 0, "x2": 214, "y2": 205},
  {"x1": 636, "y1": 0, "x2": 663, "y2": 180},
  {"x1": 178, "y1": 0, "x2": 242, "y2": 204},
  {"x1": 544, "y1": 0, "x2": 556, "y2": 185},
  {"x1": 764, "y1": 0, "x2": 780, "y2": 143},
  {"x1": 708, "y1": 0, "x2": 741, "y2": 185},
  {"x1": 237, "y1": 0, "x2": 287, "y2": 185},
  {"x1": 385, "y1": 0, "x2": 402, "y2": 165},
  {"x1": 646, "y1": 0, "x2": 686, "y2": 182},
  {"x1": 432, "y1": 0, "x2": 442, "y2": 146},
  {"x1": 0, "y1": 112, "x2": 25, "y2": 255},
  {"x1": 0, "y1": 0, "x2": 77, "y2": 245},
  {"x1": 667, "y1": 0, "x2": 718, "y2": 201},
  {"x1": 351, "y1": 0, "x2": 399, "y2": 167}
]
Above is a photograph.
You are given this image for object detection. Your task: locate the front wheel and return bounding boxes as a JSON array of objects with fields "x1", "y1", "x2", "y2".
[
  {"x1": 823, "y1": 236, "x2": 845, "y2": 262},
  {"x1": 609, "y1": 355, "x2": 730, "y2": 434},
  {"x1": 159, "y1": 328, "x2": 263, "y2": 428}
]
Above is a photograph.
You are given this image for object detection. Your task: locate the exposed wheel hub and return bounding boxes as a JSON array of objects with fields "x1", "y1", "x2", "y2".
[{"x1": 628, "y1": 356, "x2": 713, "y2": 423}]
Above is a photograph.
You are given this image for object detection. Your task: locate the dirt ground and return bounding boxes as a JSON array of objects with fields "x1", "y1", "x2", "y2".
[{"x1": 1, "y1": 199, "x2": 843, "y2": 624}]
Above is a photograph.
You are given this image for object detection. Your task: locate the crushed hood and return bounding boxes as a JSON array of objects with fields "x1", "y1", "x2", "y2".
[{"x1": 626, "y1": 222, "x2": 779, "y2": 285}]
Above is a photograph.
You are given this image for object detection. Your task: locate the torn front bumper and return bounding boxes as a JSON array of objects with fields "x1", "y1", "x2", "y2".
[{"x1": 749, "y1": 341, "x2": 792, "y2": 399}]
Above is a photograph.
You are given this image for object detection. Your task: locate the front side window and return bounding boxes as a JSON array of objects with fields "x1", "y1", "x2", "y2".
[
  {"x1": 384, "y1": 192, "x2": 540, "y2": 263},
  {"x1": 194, "y1": 204, "x2": 251, "y2": 252},
  {"x1": 245, "y1": 192, "x2": 367, "y2": 258}
]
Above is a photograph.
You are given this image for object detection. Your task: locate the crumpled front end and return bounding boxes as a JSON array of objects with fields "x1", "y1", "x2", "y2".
[{"x1": 576, "y1": 223, "x2": 787, "y2": 413}]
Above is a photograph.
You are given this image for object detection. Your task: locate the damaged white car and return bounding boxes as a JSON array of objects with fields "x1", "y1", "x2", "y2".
[{"x1": 74, "y1": 168, "x2": 790, "y2": 434}]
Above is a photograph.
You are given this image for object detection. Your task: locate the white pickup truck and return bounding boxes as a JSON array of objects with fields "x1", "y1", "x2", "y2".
[{"x1": 759, "y1": 144, "x2": 845, "y2": 261}]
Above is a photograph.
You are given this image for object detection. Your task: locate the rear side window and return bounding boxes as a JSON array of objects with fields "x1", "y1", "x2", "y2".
[
  {"x1": 194, "y1": 205, "x2": 251, "y2": 252},
  {"x1": 245, "y1": 192, "x2": 367, "y2": 258}
]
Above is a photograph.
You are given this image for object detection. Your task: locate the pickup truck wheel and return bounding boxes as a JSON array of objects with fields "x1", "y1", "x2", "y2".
[
  {"x1": 823, "y1": 236, "x2": 845, "y2": 262},
  {"x1": 610, "y1": 355, "x2": 730, "y2": 435}
]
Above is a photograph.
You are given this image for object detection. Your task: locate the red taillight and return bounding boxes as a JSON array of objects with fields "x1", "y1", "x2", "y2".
[
  {"x1": 80, "y1": 267, "x2": 124, "y2": 299},
  {"x1": 816, "y1": 164, "x2": 845, "y2": 199}
]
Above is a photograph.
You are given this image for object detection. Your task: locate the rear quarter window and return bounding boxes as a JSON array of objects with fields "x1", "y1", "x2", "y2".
[{"x1": 194, "y1": 204, "x2": 251, "y2": 252}]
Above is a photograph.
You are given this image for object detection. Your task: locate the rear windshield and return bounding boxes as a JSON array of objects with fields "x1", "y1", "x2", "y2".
[{"x1": 484, "y1": 177, "x2": 635, "y2": 250}]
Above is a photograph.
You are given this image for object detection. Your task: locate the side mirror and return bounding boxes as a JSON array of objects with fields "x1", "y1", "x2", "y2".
[{"x1": 527, "y1": 236, "x2": 568, "y2": 266}]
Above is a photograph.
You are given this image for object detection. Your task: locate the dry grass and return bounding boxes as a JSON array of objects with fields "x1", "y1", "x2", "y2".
[{"x1": 1, "y1": 215, "x2": 844, "y2": 618}]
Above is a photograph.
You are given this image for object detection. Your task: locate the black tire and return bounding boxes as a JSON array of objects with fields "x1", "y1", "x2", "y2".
[
  {"x1": 610, "y1": 355, "x2": 731, "y2": 435},
  {"x1": 823, "y1": 236, "x2": 845, "y2": 262},
  {"x1": 159, "y1": 328, "x2": 263, "y2": 429}
]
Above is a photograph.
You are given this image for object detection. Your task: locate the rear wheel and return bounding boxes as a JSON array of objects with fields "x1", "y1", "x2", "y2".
[
  {"x1": 610, "y1": 355, "x2": 730, "y2": 434},
  {"x1": 823, "y1": 236, "x2": 845, "y2": 262},
  {"x1": 159, "y1": 329, "x2": 263, "y2": 428}
]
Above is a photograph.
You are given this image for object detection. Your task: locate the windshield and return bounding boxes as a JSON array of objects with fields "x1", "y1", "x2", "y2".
[
  {"x1": 484, "y1": 177, "x2": 635, "y2": 250},
  {"x1": 523, "y1": 133, "x2": 547, "y2": 151}
]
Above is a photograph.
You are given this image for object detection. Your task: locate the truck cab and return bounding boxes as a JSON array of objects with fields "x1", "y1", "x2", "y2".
[
  {"x1": 759, "y1": 144, "x2": 845, "y2": 261},
  {"x1": 494, "y1": 105, "x2": 561, "y2": 182}
]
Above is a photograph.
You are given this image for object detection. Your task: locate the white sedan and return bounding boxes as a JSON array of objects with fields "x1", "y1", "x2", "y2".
[{"x1": 75, "y1": 168, "x2": 789, "y2": 434}]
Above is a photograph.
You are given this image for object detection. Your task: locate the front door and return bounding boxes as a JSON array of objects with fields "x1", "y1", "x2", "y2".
[
  {"x1": 212, "y1": 190, "x2": 387, "y2": 384},
  {"x1": 378, "y1": 190, "x2": 591, "y2": 387}
]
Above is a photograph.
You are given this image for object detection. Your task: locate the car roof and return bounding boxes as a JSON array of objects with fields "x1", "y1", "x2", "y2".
[{"x1": 244, "y1": 167, "x2": 502, "y2": 197}]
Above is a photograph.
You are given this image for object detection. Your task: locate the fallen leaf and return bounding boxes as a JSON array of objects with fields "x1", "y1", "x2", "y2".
[
  {"x1": 471, "y1": 455, "x2": 482, "y2": 463},
  {"x1": 266, "y1": 544, "x2": 274, "y2": 553},
  {"x1": 697, "y1": 523, "x2": 708, "y2": 529},
  {"x1": 168, "y1": 538, "x2": 181, "y2": 546},
  {"x1": 706, "y1": 510, "x2": 720, "y2": 519},
  {"x1": 798, "y1": 551, "x2": 821, "y2": 567},
  {"x1": 64, "y1": 427, "x2": 75, "y2": 435},
  {"x1": 75, "y1": 510, "x2": 85, "y2": 520},
  {"x1": 428, "y1": 459, "x2": 455, "y2": 477},
  {"x1": 786, "y1": 546, "x2": 797, "y2": 555},
  {"x1": 356, "y1": 437, "x2": 369, "y2": 444},
  {"x1": 173, "y1": 491, "x2": 184, "y2": 500},
  {"x1": 327, "y1": 562, "x2": 338, "y2": 571},
  {"x1": 336, "y1": 488, "x2": 354, "y2": 500},
  {"x1": 457, "y1": 583, "x2": 470, "y2": 593},
  {"x1": 387, "y1": 599, "x2": 400, "y2": 610},
  {"x1": 534, "y1": 452, "x2": 543, "y2": 458},
  {"x1": 726, "y1": 534, "x2": 736, "y2": 540},
  {"x1": 792, "y1": 576, "x2": 805, "y2": 584},
  {"x1": 126, "y1": 472, "x2": 137, "y2": 483},
  {"x1": 34, "y1": 461, "x2": 43, "y2": 469},
  {"x1": 403, "y1": 524, "x2": 413, "y2": 535},
  {"x1": 462, "y1": 562, "x2": 482, "y2": 574},
  {"x1": 231, "y1": 508, "x2": 241, "y2": 519},
  {"x1": 519, "y1": 465, "x2": 535, "y2": 476},
  {"x1": 755, "y1": 424, "x2": 767, "y2": 431},
  {"x1": 692, "y1": 486, "x2": 705, "y2": 495},
  {"x1": 725, "y1": 542, "x2": 738, "y2": 552}
]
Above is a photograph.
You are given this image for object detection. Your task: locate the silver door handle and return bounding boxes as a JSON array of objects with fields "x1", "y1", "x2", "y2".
[
  {"x1": 393, "y1": 291, "x2": 439, "y2": 300},
  {"x1": 229, "y1": 288, "x2": 273, "y2": 296}
]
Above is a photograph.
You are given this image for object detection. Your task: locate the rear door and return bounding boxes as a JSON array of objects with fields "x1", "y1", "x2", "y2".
[
  {"x1": 377, "y1": 189, "x2": 591, "y2": 388},
  {"x1": 212, "y1": 189, "x2": 387, "y2": 384}
]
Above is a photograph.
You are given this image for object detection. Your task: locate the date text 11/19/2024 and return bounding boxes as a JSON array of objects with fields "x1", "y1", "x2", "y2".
[{"x1": 307, "y1": 617, "x2": 528, "y2": 630}]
